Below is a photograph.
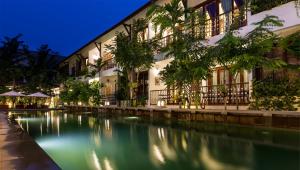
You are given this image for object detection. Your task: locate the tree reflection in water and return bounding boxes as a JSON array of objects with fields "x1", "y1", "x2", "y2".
[{"x1": 12, "y1": 111, "x2": 300, "y2": 170}]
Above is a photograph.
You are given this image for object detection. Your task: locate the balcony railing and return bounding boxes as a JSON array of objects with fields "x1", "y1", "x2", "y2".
[
  {"x1": 102, "y1": 58, "x2": 117, "y2": 71},
  {"x1": 150, "y1": 82, "x2": 250, "y2": 106},
  {"x1": 201, "y1": 82, "x2": 250, "y2": 105},
  {"x1": 193, "y1": 9, "x2": 247, "y2": 39},
  {"x1": 153, "y1": 7, "x2": 247, "y2": 60},
  {"x1": 150, "y1": 88, "x2": 179, "y2": 105},
  {"x1": 102, "y1": 94, "x2": 116, "y2": 105}
]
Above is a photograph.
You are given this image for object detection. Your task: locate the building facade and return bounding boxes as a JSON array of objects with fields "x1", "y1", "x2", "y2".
[{"x1": 59, "y1": 0, "x2": 300, "y2": 109}]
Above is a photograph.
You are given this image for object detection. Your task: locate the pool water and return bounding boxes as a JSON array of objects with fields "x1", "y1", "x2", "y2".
[{"x1": 10, "y1": 111, "x2": 300, "y2": 170}]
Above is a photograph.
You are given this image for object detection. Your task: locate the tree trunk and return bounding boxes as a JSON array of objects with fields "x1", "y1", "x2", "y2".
[
  {"x1": 233, "y1": 73, "x2": 239, "y2": 110},
  {"x1": 13, "y1": 78, "x2": 16, "y2": 90},
  {"x1": 223, "y1": 68, "x2": 227, "y2": 110}
]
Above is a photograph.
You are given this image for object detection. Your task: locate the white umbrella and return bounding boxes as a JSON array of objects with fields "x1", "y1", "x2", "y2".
[
  {"x1": 27, "y1": 92, "x2": 50, "y2": 98},
  {"x1": 0, "y1": 90, "x2": 26, "y2": 97},
  {"x1": 0, "y1": 91, "x2": 26, "y2": 108}
]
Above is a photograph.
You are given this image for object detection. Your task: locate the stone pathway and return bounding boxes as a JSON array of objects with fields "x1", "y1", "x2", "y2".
[{"x1": 0, "y1": 112, "x2": 60, "y2": 170}]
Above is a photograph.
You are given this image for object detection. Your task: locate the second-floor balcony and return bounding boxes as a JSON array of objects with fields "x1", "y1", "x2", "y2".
[
  {"x1": 102, "y1": 58, "x2": 117, "y2": 71},
  {"x1": 153, "y1": 6, "x2": 247, "y2": 60}
]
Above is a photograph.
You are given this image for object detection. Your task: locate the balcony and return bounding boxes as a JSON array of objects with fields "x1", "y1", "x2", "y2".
[
  {"x1": 150, "y1": 82, "x2": 250, "y2": 106},
  {"x1": 153, "y1": 7, "x2": 247, "y2": 61},
  {"x1": 102, "y1": 57, "x2": 117, "y2": 71}
]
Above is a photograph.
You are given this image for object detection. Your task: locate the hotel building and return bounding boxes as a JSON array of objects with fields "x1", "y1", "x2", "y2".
[{"x1": 59, "y1": 0, "x2": 300, "y2": 109}]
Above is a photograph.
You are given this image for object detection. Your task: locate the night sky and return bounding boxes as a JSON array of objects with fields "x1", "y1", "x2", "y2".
[{"x1": 0, "y1": 0, "x2": 149, "y2": 57}]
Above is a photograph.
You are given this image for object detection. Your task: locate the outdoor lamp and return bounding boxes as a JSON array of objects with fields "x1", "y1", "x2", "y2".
[
  {"x1": 105, "y1": 101, "x2": 110, "y2": 106},
  {"x1": 157, "y1": 100, "x2": 161, "y2": 107},
  {"x1": 157, "y1": 99, "x2": 165, "y2": 107},
  {"x1": 8, "y1": 102, "x2": 13, "y2": 108}
]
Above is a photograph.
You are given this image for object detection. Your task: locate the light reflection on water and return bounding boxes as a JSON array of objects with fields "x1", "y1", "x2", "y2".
[{"x1": 10, "y1": 111, "x2": 300, "y2": 170}]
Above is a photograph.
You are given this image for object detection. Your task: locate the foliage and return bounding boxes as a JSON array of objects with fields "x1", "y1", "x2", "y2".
[
  {"x1": 279, "y1": 31, "x2": 300, "y2": 58},
  {"x1": 60, "y1": 79, "x2": 103, "y2": 106},
  {"x1": 107, "y1": 18, "x2": 155, "y2": 100},
  {"x1": 24, "y1": 44, "x2": 61, "y2": 93},
  {"x1": 0, "y1": 35, "x2": 62, "y2": 94},
  {"x1": 0, "y1": 34, "x2": 26, "y2": 89},
  {"x1": 89, "y1": 81, "x2": 103, "y2": 106},
  {"x1": 148, "y1": 0, "x2": 213, "y2": 108},
  {"x1": 211, "y1": 15, "x2": 286, "y2": 110},
  {"x1": 85, "y1": 58, "x2": 107, "y2": 79},
  {"x1": 250, "y1": 77, "x2": 300, "y2": 111},
  {"x1": 115, "y1": 70, "x2": 129, "y2": 101},
  {"x1": 250, "y1": 0, "x2": 294, "y2": 14}
]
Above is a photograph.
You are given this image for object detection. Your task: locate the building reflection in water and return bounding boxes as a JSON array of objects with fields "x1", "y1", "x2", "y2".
[
  {"x1": 78, "y1": 115, "x2": 82, "y2": 126},
  {"x1": 148, "y1": 125, "x2": 252, "y2": 169},
  {"x1": 11, "y1": 112, "x2": 299, "y2": 170}
]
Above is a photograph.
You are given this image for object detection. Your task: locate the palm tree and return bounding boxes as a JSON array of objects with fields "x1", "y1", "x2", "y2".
[
  {"x1": 147, "y1": 0, "x2": 212, "y2": 109},
  {"x1": 85, "y1": 58, "x2": 107, "y2": 81},
  {"x1": 0, "y1": 34, "x2": 26, "y2": 89},
  {"x1": 25, "y1": 44, "x2": 61, "y2": 93},
  {"x1": 107, "y1": 18, "x2": 155, "y2": 102},
  {"x1": 212, "y1": 15, "x2": 286, "y2": 110}
]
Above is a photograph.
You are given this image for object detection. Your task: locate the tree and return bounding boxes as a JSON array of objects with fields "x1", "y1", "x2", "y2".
[
  {"x1": 107, "y1": 18, "x2": 155, "y2": 102},
  {"x1": 148, "y1": 0, "x2": 213, "y2": 109},
  {"x1": 25, "y1": 45, "x2": 61, "y2": 93},
  {"x1": 89, "y1": 81, "x2": 103, "y2": 106},
  {"x1": 211, "y1": 15, "x2": 287, "y2": 110},
  {"x1": 0, "y1": 34, "x2": 26, "y2": 89},
  {"x1": 85, "y1": 58, "x2": 107, "y2": 80}
]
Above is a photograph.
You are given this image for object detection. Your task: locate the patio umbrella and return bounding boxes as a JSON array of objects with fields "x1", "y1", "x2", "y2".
[
  {"x1": 27, "y1": 92, "x2": 50, "y2": 98},
  {"x1": 0, "y1": 90, "x2": 26, "y2": 97},
  {"x1": 0, "y1": 91, "x2": 26, "y2": 108},
  {"x1": 27, "y1": 92, "x2": 50, "y2": 108}
]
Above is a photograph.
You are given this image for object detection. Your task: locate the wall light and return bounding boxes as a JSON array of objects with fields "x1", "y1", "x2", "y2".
[{"x1": 105, "y1": 101, "x2": 110, "y2": 106}]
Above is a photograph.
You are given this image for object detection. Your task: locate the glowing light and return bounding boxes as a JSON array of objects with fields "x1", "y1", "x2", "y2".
[
  {"x1": 78, "y1": 115, "x2": 82, "y2": 126},
  {"x1": 64, "y1": 113, "x2": 68, "y2": 123},
  {"x1": 8, "y1": 102, "x2": 13, "y2": 108},
  {"x1": 153, "y1": 145, "x2": 165, "y2": 163},
  {"x1": 57, "y1": 117, "x2": 60, "y2": 136},
  {"x1": 104, "y1": 101, "x2": 110, "y2": 106},
  {"x1": 104, "y1": 158, "x2": 113, "y2": 170},
  {"x1": 158, "y1": 128, "x2": 165, "y2": 140},
  {"x1": 40, "y1": 123, "x2": 43, "y2": 136},
  {"x1": 153, "y1": 67, "x2": 160, "y2": 76},
  {"x1": 92, "y1": 151, "x2": 102, "y2": 170},
  {"x1": 78, "y1": 102, "x2": 82, "y2": 106},
  {"x1": 200, "y1": 145, "x2": 247, "y2": 170},
  {"x1": 124, "y1": 116, "x2": 139, "y2": 120},
  {"x1": 182, "y1": 136, "x2": 187, "y2": 151},
  {"x1": 157, "y1": 100, "x2": 165, "y2": 107},
  {"x1": 105, "y1": 120, "x2": 110, "y2": 130}
]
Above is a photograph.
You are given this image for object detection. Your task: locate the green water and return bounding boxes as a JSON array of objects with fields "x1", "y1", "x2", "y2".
[{"x1": 10, "y1": 111, "x2": 300, "y2": 170}]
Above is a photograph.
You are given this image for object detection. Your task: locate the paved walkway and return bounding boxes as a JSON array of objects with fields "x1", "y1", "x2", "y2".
[{"x1": 0, "y1": 112, "x2": 60, "y2": 170}]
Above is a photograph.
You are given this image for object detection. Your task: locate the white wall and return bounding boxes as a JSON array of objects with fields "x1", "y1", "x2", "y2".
[{"x1": 148, "y1": 58, "x2": 173, "y2": 92}]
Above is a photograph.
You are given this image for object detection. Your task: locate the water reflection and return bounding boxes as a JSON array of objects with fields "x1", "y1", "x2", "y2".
[{"x1": 11, "y1": 111, "x2": 300, "y2": 170}]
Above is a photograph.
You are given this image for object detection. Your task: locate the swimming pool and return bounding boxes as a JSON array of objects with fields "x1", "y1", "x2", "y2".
[{"x1": 10, "y1": 111, "x2": 300, "y2": 170}]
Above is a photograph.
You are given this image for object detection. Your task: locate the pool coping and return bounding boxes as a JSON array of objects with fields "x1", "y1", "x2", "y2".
[
  {"x1": 65, "y1": 106, "x2": 300, "y2": 130},
  {"x1": 0, "y1": 111, "x2": 61, "y2": 170}
]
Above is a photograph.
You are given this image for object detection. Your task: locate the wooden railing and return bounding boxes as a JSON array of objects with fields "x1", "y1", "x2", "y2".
[
  {"x1": 102, "y1": 94, "x2": 117, "y2": 105},
  {"x1": 102, "y1": 58, "x2": 117, "y2": 71},
  {"x1": 150, "y1": 82, "x2": 250, "y2": 106},
  {"x1": 150, "y1": 88, "x2": 179, "y2": 105},
  {"x1": 201, "y1": 82, "x2": 250, "y2": 105},
  {"x1": 153, "y1": 7, "x2": 247, "y2": 61}
]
